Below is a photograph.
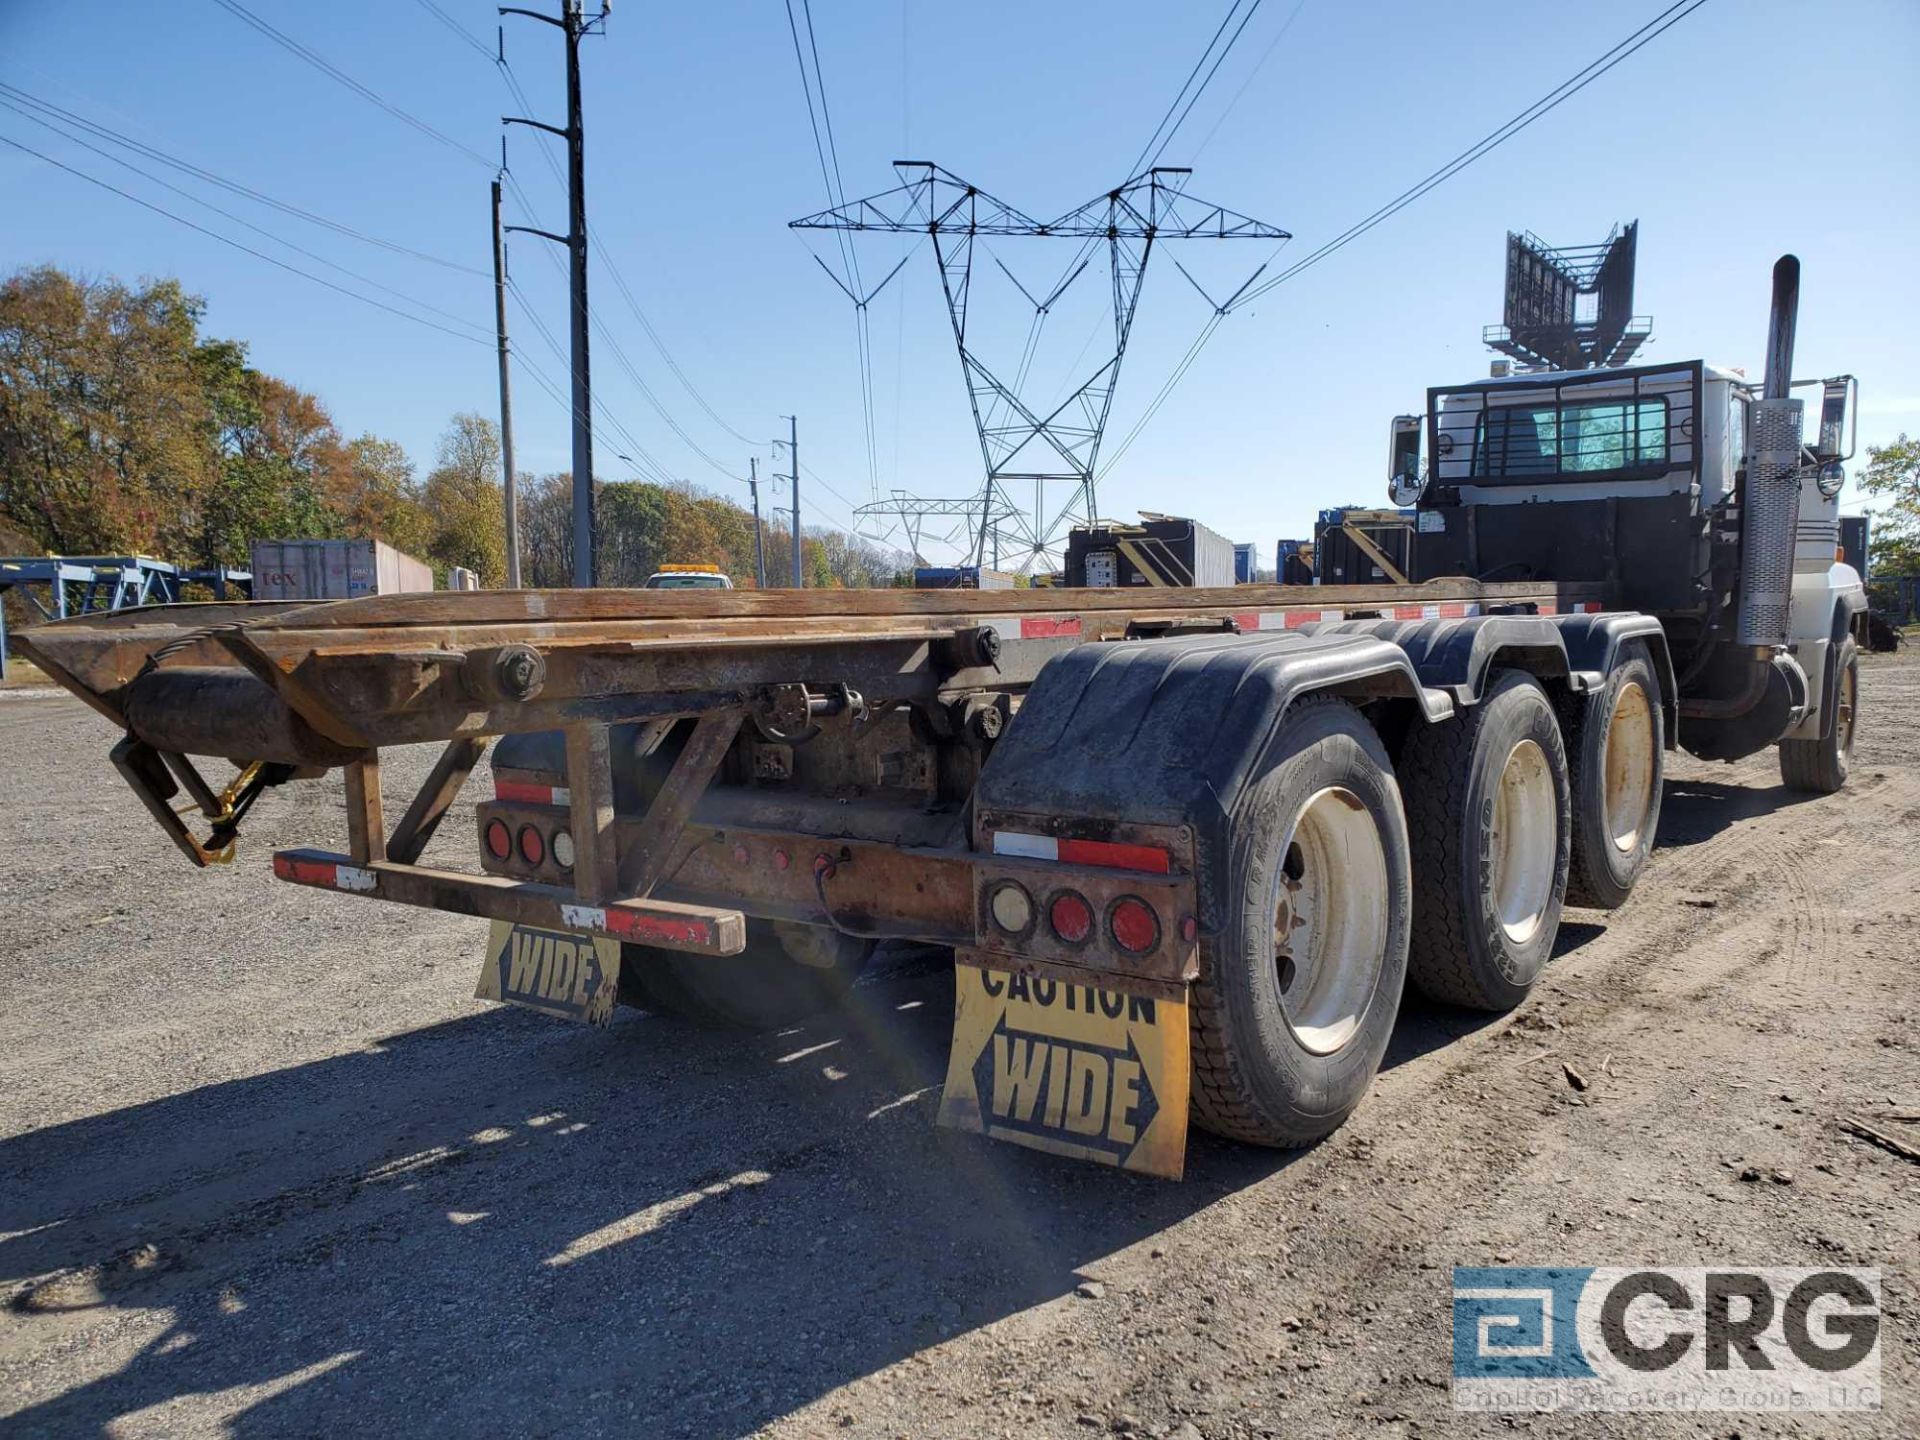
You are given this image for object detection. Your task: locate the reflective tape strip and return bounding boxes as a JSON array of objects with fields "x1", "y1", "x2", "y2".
[
  {"x1": 600, "y1": 908, "x2": 714, "y2": 946},
  {"x1": 980, "y1": 616, "x2": 1083, "y2": 642},
  {"x1": 992, "y1": 831, "x2": 1171, "y2": 874},
  {"x1": 273, "y1": 855, "x2": 377, "y2": 893},
  {"x1": 991, "y1": 831, "x2": 1057, "y2": 861},
  {"x1": 1225, "y1": 607, "x2": 1360, "y2": 631},
  {"x1": 496, "y1": 781, "x2": 571, "y2": 806},
  {"x1": 562, "y1": 900, "x2": 711, "y2": 947}
]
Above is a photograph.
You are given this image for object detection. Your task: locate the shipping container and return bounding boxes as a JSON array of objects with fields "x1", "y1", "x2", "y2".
[
  {"x1": 1276, "y1": 539, "x2": 1314, "y2": 585},
  {"x1": 1064, "y1": 515, "x2": 1236, "y2": 588},
  {"x1": 1312, "y1": 508, "x2": 1416, "y2": 587},
  {"x1": 249, "y1": 539, "x2": 435, "y2": 603},
  {"x1": 1233, "y1": 542, "x2": 1258, "y2": 584},
  {"x1": 913, "y1": 566, "x2": 1017, "y2": 590}
]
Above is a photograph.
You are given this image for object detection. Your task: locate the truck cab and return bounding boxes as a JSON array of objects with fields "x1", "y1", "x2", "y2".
[{"x1": 1391, "y1": 310, "x2": 1863, "y2": 773}]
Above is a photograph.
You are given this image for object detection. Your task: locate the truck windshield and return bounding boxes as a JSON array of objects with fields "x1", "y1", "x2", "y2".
[{"x1": 1475, "y1": 396, "x2": 1669, "y2": 477}]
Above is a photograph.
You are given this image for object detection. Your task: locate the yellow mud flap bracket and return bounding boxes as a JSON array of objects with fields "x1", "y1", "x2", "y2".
[
  {"x1": 476, "y1": 920, "x2": 622, "y2": 1026},
  {"x1": 938, "y1": 950, "x2": 1191, "y2": 1180}
]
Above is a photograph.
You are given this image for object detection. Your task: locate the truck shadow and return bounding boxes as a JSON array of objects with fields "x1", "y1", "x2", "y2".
[
  {"x1": 1655, "y1": 775, "x2": 1817, "y2": 849},
  {"x1": 0, "y1": 949, "x2": 1298, "y2": 1439}
]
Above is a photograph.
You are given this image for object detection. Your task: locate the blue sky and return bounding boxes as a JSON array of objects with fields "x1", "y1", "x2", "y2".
[{"x1": 3, "y1": 0, "x2": 1916, "y2": 564}]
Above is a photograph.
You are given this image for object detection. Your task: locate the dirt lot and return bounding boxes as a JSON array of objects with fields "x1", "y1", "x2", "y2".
[{"x1": 0, "y1": 651, "x2": 1913, "y2": 1438}]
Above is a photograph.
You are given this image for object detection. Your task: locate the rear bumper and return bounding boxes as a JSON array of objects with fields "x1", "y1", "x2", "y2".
[{"x1": 271, "y1": 850, "x2": 747, "y2": 955}]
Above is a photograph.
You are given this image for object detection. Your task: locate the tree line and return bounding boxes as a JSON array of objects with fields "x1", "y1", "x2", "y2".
[{"x1": 0, "y1": 264, "x2": 908, "y2": 589}]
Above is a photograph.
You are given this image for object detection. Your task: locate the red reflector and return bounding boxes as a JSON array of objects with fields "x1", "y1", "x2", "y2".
[
  {"x1": 1057, "y1": 837, "x2": 1171, "y2": 874},
  {"x1": 1049, "y1": 891, "x2": 1094, "y2": 944},
  {"x1": 517, "y1": 825, "x2": 544, "y2": 866},
  {"x1": 1109, "y1": 896, "x2": 1160, "y2": 954},
  {"x1": 485, "y1": 820, "x2": 512, "y2": 860}
]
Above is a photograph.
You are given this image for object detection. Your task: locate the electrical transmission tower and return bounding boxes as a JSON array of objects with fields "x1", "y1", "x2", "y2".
[{"x1": 792, "y1": 162, "x2": 1287, "y2": 571}]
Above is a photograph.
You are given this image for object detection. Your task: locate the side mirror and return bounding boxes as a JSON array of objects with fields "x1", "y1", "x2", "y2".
[
  {"x1": 1812, "y1": 376, "x2": 1855, "y2": 463},
  {"x1": 1388, "y1": 415, "x2": 1424, "y2": 506}
]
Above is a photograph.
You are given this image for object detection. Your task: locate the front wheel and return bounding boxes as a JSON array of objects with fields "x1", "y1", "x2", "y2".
[
  {"x1": 1188, "y1": 696, "x2": 1412, "y2": 1148},
  {"x1": 1779, "y1": 636, "x2": 1859, "y2": 794}
]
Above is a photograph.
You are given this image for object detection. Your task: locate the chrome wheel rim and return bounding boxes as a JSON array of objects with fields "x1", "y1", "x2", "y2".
[
  {"x1": 1274, "y1": 786, "x2": 1387, "y2": 1056},
  {"x1": 1836, "y1": 659, "x2": 1857, "y2": 757},
  {"x1": 1602, "y1": 681, "x2": 1656, "y2": 855},
  {"x1": 1491, "y1": 739, "x2": 1556, "y2": 944}
]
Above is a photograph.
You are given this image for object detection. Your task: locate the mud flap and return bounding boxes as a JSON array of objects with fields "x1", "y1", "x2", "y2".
[
  {"x1": 937, "y1": 955, "x2": 1191, "y2": 1179},
  {"x1": 476, "y1": 920, "x2": 621, "y2": 1025}
]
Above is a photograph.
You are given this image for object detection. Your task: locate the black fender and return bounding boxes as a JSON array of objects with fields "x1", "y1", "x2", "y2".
[
  {"x1": 1306, "y1": 616, "x2": 1571, "y2": 709},
  {"x1": 977, "y1": 629, "x2": 1450, "y2": 933},
  {"x1": 1545, "y1": 612, "x2": 1678, "y2": 748}
]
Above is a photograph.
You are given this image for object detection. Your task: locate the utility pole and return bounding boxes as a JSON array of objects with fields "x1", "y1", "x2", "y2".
[
  {"x1": 501, "y1": 0, "x2": 605, "y2": 588},
  {"x1": 784, "y1": 415, "x2": 802, "y2": 587},
  {"x1": 747, "y1": 457, "x2": 768, "y2": 589},
  {"x1": 490, "y1": 178, "x2": 522, "y2": 588}
]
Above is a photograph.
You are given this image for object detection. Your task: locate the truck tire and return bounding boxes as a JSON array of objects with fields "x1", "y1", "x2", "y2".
[
  {"x1": 1561, "y1": 640, "x2": 1664, "y2": 909},
  {"x1": 1779, "y1": 636, "x2": 1858, "y2": 794},
  {"x1": 619, "y1": 920, "x2": 873, "y2": 1030},
  {"x1": 1188, "y1": 696, "x2": 1411, "y2": 1148},
  {"x1": 1400, "y1": 669, "x2": 1570, "y2": 1011}
]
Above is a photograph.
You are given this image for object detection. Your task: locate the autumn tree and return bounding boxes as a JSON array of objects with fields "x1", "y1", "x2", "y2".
[
  {"x1": 0, "y1": 267, "x2": 217, "y2": 555},
  {"x1": 421, "y1": 412, "x2": 508, "y2": 584},
  {"x1": 0, "y1": 263, "x2": 417, "y2": 569},
  {"x1": 332, "y1": 435, "x2": 432, "y2": 558},
  {"x1": 1857, "y1": 434, "x2": 1919, "y2": 577}
]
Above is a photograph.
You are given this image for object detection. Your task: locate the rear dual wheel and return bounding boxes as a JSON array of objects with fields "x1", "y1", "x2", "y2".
[
  {"x1": 1562, "y1": 641, "x2": 1664, "y2": 908},
  {"x1": 1189, "y1": 697, "x2": 1412, "y2": 1148},
  {"x1": 1400, "y1": 670, "x2": 1572, "y2": 1011}
]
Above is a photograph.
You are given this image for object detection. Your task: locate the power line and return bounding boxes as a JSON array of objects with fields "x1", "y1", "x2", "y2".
[
  {"x1": 1139, "y1": 0, "x2": 1267, "y2": 175},
  {"x1": 1189, "y1": 0, "x2": 1312, "y2": 161},
  {"x1": 498, "y1": 173, "x2": 743, "y2": 483},
  {"x1": 1231, "y1": 0, "x2": 1709, "y2": 307},
  {"x1": 410, "y1": 0, "x2": 495, "y2": 61},
  {"x1": 0, "y1": 82, "x2": 485, "y2": 276},
  {"x1": 506, "y1": 276, "x2": 680, "y2": 486},
  {"x1": 488, "y1": 37, "x2": 764, "y2": 456},
  {"x1": 0, "y1": 99, "x2": 492, "y2": 340},
  {"x1": 1099, "y1": 0, "x2": 1710, "y2": 478},
  {"x1": 0, "y1": 131, "x2": 489, "y2": 348},
  {"x1": 1126, "y1": 3, "x2": 1249, "y2": 179},
  {"x1": 209, "y1": 0, "x2": 494, "y2": 170},
  {"x1": 783, "y1": 0, "x2": 882, "y2": 503}
]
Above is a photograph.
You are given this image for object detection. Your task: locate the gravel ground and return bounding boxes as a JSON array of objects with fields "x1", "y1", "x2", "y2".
[{"x1": 0, "y1": 650, "x2": 1914, "y2": 1438}]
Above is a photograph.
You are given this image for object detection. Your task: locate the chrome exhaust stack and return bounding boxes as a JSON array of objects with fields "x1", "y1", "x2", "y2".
[{"x1": 1735, "y1": 256, "x2": 1806, "y2": 649}]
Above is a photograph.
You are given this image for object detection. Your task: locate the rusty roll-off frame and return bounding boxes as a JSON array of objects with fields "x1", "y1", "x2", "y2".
[{"x1": 14, "y1": 579, "x2": 1605, "y2": 974}]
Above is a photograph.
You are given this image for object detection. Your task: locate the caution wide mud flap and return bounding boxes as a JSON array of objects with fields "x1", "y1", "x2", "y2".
[
  {"x1": 475, "y1": 920, "x2": 621, "y2": 1025},
  {"x1": 938, "y1": 953, "x2": 1191, "y2": 1180}
]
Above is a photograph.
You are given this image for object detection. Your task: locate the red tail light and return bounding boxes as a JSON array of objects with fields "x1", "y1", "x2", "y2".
[
  {"x1": 1048, "y1": 891, "x2": 1094, "y2": 944},
  {"x1": 517, "y1": 825, "x2": 545, "y2": 866},
  {"x1": 484, "y1": 819, "x2": 511, "y2": 860},
  {"x1": 1109, "y1": 896, "x2": 1160, "y2": 954}
]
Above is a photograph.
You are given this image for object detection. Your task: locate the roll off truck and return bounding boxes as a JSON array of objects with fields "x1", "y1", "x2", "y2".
[{"x1": 14, "y1": 257, "x2": 1864, "y2": 1179}]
